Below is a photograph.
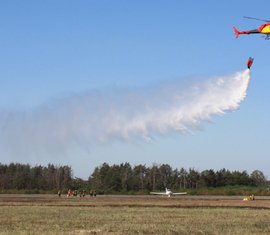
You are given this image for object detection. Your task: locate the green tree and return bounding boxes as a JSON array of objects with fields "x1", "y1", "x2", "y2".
[
  {"x1": 178, "y1": 168, "x2": 188, "y2": 189},
  {"x1": 251, "y1": 170, "x2": 267, "y2": 186},
  {"x1": 132, "y1": 164, "x2": 147, "y2": 191},
  {"x1": 201, "y1": 169, "x2": 216, "y2": 187}
]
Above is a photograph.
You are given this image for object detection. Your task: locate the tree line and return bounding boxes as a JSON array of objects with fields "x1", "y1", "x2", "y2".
[
  {"x1": 0, "y1": 162, "x2": 268, "y2": 193},
  {"x1": 89, "y1": 163, "x2": 268, "y2": 193},
  {"x1": 0, "y1": 163, "x2": 73, "y2": 191}
]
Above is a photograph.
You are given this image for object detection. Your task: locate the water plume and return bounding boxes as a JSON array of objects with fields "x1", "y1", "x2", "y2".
[{"x1": 0, "y1": 69, "x2": 250, "y2": 156}]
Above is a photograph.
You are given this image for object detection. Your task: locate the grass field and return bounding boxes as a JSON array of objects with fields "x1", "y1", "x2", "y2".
[{"x1": 0, "y1": 195, "x2": 270, "y2": 234}]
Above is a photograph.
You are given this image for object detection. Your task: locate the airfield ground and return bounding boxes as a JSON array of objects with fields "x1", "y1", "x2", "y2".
[{"x1": 0, "y1": 194, "x2": 270, "y2": 234}]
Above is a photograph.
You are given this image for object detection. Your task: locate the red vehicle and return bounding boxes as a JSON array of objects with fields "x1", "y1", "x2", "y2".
[{"x1": 234, "y1": 16, "x2": 270, "y2": 40}]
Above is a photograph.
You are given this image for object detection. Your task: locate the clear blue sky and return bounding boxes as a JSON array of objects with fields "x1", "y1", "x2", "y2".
[{"x1": 1, "y1": 1, "x2": 270, "y2": 179}]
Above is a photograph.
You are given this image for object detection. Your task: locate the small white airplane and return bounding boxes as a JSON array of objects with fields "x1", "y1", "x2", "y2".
[{"x1": 150, "y1": 188, "x2": 187, "y2": 197}]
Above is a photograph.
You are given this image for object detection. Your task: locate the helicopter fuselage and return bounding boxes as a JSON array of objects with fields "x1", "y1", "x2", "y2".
[{"x1": 259, "y1": 24, "x2": 270, "y2": 34}]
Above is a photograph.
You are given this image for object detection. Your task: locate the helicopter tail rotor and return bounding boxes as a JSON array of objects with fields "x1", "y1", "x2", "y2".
[{"x1": 233, "y1": 26, "x2": 240, "y2": 38}]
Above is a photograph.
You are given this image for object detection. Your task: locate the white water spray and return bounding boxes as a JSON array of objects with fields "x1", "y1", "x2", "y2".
[{"x1": 0, "y1": 70, "x2": 250, "y2": 155}]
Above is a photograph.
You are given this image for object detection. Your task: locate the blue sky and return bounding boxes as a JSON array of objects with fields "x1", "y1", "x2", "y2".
[{"x1": 1, "y1": 1, "x2": 270, "y2": 179}]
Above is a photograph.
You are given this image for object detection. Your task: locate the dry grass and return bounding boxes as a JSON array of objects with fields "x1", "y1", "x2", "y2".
[{"x1": 0, "y1": 195, "x2": 270, "y2": 234}]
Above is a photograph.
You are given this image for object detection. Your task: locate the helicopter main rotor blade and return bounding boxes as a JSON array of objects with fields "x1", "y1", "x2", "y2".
[{"x1": 243, "y1": 16, "x2": 270, "y2": 22}]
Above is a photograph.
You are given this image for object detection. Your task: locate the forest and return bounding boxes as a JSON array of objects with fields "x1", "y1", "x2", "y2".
[{"x1": 0, "y1": 162, "x2": 268, "y2": 195}]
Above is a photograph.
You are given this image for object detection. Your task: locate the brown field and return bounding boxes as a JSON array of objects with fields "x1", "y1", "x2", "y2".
[
  {"x1": 1, "y1": 194, "x2": 270, "y2": 234},
  {"x1": 1, "y1": 194, "x2": 270, "y2": 208}
]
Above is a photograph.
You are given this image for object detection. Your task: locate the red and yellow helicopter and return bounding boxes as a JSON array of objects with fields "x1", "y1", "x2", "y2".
[{"x1": 233, "y1": 16, "x2": 270, "y2": 39}]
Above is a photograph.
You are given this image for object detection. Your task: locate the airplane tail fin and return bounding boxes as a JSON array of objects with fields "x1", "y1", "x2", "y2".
[{"x1": 233, "y1": 26, "x2": 240, "y2": 38}]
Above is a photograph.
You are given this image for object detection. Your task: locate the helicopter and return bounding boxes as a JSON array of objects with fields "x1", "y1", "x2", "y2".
[{"x1": 233, "y1": 16, "x2": 270, "y2": 40}]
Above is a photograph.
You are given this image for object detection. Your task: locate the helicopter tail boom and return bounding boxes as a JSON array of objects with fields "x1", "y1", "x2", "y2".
[{"x1": 233, "y1": 26, "x2": 260, "y2": 38}]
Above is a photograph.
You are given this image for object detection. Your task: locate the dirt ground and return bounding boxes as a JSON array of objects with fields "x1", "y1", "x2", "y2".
[{"x1": 1, "y1": 194, "x2": 270, "y2": 209}]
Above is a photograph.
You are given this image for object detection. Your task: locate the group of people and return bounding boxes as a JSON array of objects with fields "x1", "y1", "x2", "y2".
[{"x1": 57, "y1": 189, "x2": 97, "y2": 198}]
